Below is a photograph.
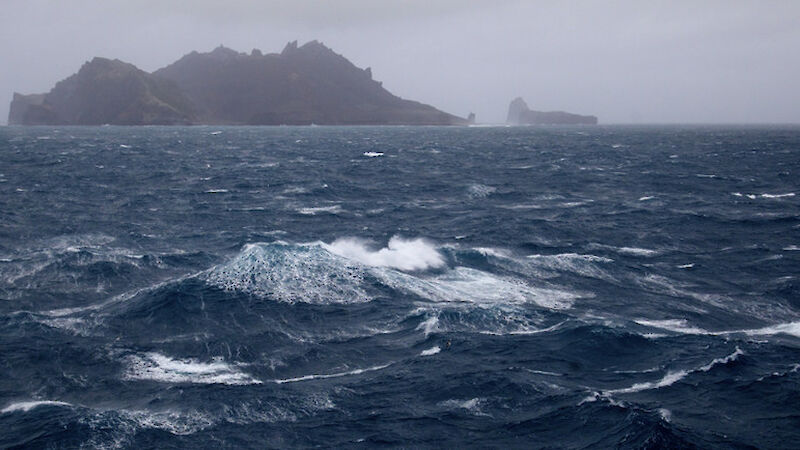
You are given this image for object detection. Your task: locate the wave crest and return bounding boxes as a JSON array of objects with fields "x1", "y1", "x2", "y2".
[{"x1": 324, "y1": 236, "x2": 444, "y2": 271}]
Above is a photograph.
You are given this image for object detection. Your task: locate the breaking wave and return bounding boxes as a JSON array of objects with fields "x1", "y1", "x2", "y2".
[
  {"x1": 123, "y1": 352, "x2": 261, "y2": 385},
  {"x1": 324, "y1": 236, "x2": 445, "y2": 271}
]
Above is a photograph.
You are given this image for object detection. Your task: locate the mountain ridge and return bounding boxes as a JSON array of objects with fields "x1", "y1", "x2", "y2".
[{"x1": 9, "y1": 41, "x2": 466, "y2": 126}]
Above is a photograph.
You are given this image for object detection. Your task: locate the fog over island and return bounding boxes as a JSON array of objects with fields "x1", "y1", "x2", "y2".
[{"x1": 2, "y1": 0, "x2": 800, "y2": 125}]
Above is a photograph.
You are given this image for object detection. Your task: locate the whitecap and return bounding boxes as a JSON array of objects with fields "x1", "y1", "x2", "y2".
[
  {"x1": 735, "y1": 192, "x2": 795, "y2": 199},
  {"x1": 498, "y1": 321, "x2": 566, "y2": 336},
  {"x1": 697, "y1": 346, "x2": 744, "y2": 371},
  {"x1": 123, "y1": 352, "x2": 261, "y2": 385},
  {"x1": 297, "y1": 205, "x2": 343, "y2": 215},
  {"x1": 760, "y1": 193, "x2": 795, "y2": 198},
  {"x1": 2, "y1": 400, "x2": 72, "y2": 414},
  {"x1": 742, "y1": 321, "x2": 800, "y2": 338},
  {"x1": 634, "y1": 318, "x2": 710, "y2": 335},
  {"x1": 363, "y1": 151, "x2": 384, "y2": 157},
  {"x1": 416, "y1": 315, "x2": 440, "y2": 336},
  {"x1": 525, "y1": 253, "x2": 613, "y2": 279},
  {"x1": 438, "y1": 398, "x2": 489, "y2": 416},
  {"x1": 467, "y1": 184, "x2": 496, "y2": 198},
  {"x1": 604, "y1": 347, "x2": 742, "y2": 395},
  {"x1": 638, "y1": 196, "x2": 655, "y2": 201},
  {"x1": 616, "y1": 247, "x2": 658, "y2": 256},
  {"x1": 206, "y1": 242, "x2": 370, "y2": 304},
  {"x1": 784, "y1": 245, "x2": 800, "y2": 251},
  {"x1": 473, "y1": 247, "x2": 512, "y2": 258},
  {"x1": 589, "y1": 243, "x2": 658, "y2": 257},
  {"x1": 271, "y1": 364, "x2": 391, "y2": 384},
  {"x1": 523, "y1": 368, "x2": 562, "y2": 376},
  {"x1": 324, "y1": 236, "x2": 444, "y2": 271},
  {"x1": 376, "y1": 266, "x2": 578, "y2": 310},
  {"x1": 205, "y1": 189, "x2": 228, "y2": 193},
  {"x1": 420, "y1": 346, "x2": 441, "y2": 356}
]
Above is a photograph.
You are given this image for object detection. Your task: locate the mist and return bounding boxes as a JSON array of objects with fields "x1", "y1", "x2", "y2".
[{"x1": 2, "y1": 0, "x2": 799, "y2": 124}]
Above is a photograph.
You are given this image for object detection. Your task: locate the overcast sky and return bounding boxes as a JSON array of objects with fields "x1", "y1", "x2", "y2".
[{"x1": 2, "y1": 0, "x2": 799, "y2": 124}]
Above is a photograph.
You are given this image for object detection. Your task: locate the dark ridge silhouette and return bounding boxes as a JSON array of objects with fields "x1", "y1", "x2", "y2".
[
  {"x1": 507, "y1": 97, "x2": 597, "y2": 125},
  {"x1": 9, "y1": 41, "x2": 466, "y2": 126},
  {"x1": 9, "y1": 58, "x2": 196, "y2": 125}
]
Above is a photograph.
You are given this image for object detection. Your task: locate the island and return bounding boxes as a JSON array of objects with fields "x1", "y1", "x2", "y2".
[
  {"x1": 506, "y1": 97, "x2": 597, "y2": 125},
  {"x1": 8, "y1": 40, "x2": 467, "y2": 126}
]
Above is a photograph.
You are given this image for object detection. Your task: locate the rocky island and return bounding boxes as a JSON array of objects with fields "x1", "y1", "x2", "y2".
[
  {"x1": 507, "y1": 97, "x2": 597, "y2": 125},
  {"x1": 9, "y1": 41, "x2": 466, "y2": 126}
]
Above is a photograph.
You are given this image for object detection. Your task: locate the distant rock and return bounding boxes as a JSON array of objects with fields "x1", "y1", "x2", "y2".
[
  {"x1": 506, "y1": 97, "x2": 597, "y2": 125},
  {"x1": 9, "y1": 41, "x2": 466, "y2": 126},
  {"x1": 9, "y1": 58, "x2": 196, "y2": 125}
]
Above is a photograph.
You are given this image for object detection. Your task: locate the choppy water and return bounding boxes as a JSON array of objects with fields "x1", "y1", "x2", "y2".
[{"x1": 0, "y1": 125, "x2": 798, "y2": 448}]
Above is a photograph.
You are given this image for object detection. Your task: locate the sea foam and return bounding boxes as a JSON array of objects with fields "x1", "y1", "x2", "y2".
[
  {"x1": 602, "y1": 347, "x2": 743, "y2": 396},
  {"x1": 2, "y1": 400, "x2": 72, "y2": 414},
  {"x1": 324, "y1": 236, "x2": 445, "y2": 271},
  {"x1": 207, "y1": 242, "x2": 370, "y2": 304},
  {"x1": 376, "y1": 266, "x2": 578, "y2": 310},
  {"x1": 271, "y1": 364, "x2": 391, "y2": 384},
  {"x1": 420, "y1": 346, "x2": 441, "y2": 356},
  {"x1": 124, "y1": 352, "x2": 261, "y2": 385}
]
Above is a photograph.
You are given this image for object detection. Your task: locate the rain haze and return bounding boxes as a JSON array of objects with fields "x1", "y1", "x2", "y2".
[{"x1": 2, "y1": 0, "x2": 800, "y2": 125}]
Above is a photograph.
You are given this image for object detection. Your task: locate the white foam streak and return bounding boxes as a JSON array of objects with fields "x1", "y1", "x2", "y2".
[
  {"x1": 271, "y1": 364, "x2": 390, "y2": 384},
  {"x1": 604, "y1": 347, "x2": 743, "y2": 395},
  {"x1": 617, "y1": 247, "x2": 659, "y2": 256},
  {"x1": 589, "y1": 243, "x2": 659, "y2": 256},
  {"x1": 420, "y1": 346, "x2": 441, "y2": 356},
  {"x1": 124, "y1": 353, "x2": 261, "y2": 385},
  {"x1": 297, "y1": 205, "x2": 343, "y2": 215},
  {"x1": 325, "y1": 236, "x2": 444, "y2": 271},
  {"x1": 608, "y1": 370, "x2": 689, "y2": 395},
  {"x1": 636, "y1": 318, "x2": 800, "y2": 340},
  {"x1": 377, "y1": 266, "x2": 577, "y2": 309},
  {"x1": 697, "y1": 347, "x2": 744, "y2": 372},
  {"x1": 634, "y1": 319, "x2": 710, "y2": 335},
  {"x1": 734, "y1": 192, "x2": 795, "y2": 199},
  {"x1": 2, "y1": 400, "x2": 72, "y2": 414},
  {"x1": 743, "y1": 322, "x2": 800, "y2": 338}
]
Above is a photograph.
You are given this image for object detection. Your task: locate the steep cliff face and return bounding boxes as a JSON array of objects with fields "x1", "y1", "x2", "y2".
[
  {"x1": 153, "y1": 41, "x2": 465, "y2": 125},
  {"x1": 507, "y1": 97, "x2": 597, "y2": 125},
  {"x1": 9, "y1": 58, "x2": 196, "y2": 125},
  {"x1": 9, "y1": 41, "x2": 465, "y2": 126}
]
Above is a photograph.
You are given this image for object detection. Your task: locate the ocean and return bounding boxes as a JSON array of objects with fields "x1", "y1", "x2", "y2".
[{"x1": 0, "y1": 125, "x2": 798, "y2": 448}]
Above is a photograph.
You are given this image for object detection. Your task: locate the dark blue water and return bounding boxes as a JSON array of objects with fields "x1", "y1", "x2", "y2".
[{"x1": 0, "y1": 125, "x2": 798, "y2": 448}]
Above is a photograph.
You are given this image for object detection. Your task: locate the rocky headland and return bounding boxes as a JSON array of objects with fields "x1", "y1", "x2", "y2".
[{"x1": 507, "y1": 97, "x2": 597, "y2": 125}]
